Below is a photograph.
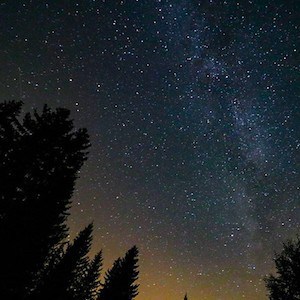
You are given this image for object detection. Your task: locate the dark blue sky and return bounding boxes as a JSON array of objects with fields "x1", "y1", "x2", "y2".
[{"x1": 1, "y1": 1, "x2": 299, "y2": 299}]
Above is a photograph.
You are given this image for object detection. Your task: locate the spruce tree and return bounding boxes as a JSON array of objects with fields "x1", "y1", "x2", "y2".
[
  {"x1": 73, "y1": 251, "x2": 103, "y2": 300},
  {"x1": 31, "y1": 224, "x2": 93, "y2": 300},
  {"x1": 98, "y1": 246, "x2": 139, "y2": 300},
  {"x1": 98, "y1": 258, "x2": 122, "y2": 300},
  {"x1": 0, "y1": 101, "x2": 89, "y2": 299}
]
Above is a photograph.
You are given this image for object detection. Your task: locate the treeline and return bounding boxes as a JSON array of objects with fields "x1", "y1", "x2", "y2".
[
  {"x1": 0, "y1": 101, "x2": 138, "y2": 300},
  {"x1": 0, "y1": 101, "x2": 299, "y2": 300}
]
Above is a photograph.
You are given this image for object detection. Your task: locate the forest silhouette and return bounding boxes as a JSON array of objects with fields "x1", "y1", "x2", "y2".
[
  {"x1": 0, "y1": 101, "x2": 299, "y2": 300},
  {"x1": 0, "y1": 101, "x2": 138, "y2": 300}
]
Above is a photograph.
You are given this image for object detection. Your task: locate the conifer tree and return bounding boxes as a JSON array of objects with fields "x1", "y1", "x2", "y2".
[
  {"x1": 98, "y1": 258, "x2": 122, "y2": 300},
  {"x1": 184, "y1": 293, "x2": 188, "y2": 300},
  {"x1": 0, "y1": 101, "x2": 89, "y2": 299},
  {"x1": 265, "y1": 236, "x2": 300, "y2": 299},
  {"x1": 73, "y1": 251, "x2": 103, "y2": 300},
  {"x1": 98, "y1": 246, "x2": 139, "y2": 300},
  {"x1": 31, "y1": 224, "x2": 93, "y2": 300}
]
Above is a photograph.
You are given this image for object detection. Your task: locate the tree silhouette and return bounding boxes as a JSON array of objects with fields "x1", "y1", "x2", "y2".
[
  {"x1": 73, "y1": 251, "x2": 103, "y2": 300},
  {"x1": 0, "y1": 101, "x2": 89, "y2": 299},
  {"x1": 98, "y1": 258, "x2": 122, "y2": 300},
  {"x1": 0, "y1": 101, "x2": 140, "y2": 300},
  {"x1": 30, "y1": 224, "x2": 93, "y2": 300},
  {"x1": 98, "y1": 246, "x2": 139, "y2": 300},
  {"x1": 184, "y1": 293, "x2": 188, "y2": 300},
  {"x1": 265, "y1": 236, "x2": 300, "y2": 299}
]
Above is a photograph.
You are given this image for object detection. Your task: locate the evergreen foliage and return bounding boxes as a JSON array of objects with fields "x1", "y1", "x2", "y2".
[
  {"x1": 0, "y1": 101, "x2": 89, "y2": 299},
  {"x1": 31, "y1": 224, "x2": 93, "y2": 300},
  {"x1": 0, "y1": 101, "x2": 139, "y2": 300},
  {"x1": 98, "y1": 246, "x2": 139, "y2": 300},
  {"x1": 73, "y1": 251, "x2": 103, "y2": 300},
  {"x1": 265, "y1": 236, "x2": 300, "y2": 299}
]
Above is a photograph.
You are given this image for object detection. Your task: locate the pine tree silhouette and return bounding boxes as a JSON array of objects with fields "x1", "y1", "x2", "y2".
[
  {"x1": 98, "y1": 246, "x2": 139, "y2": 300},
  {"x1": 0, "y1": 101, "x2": 140, "y2": 300},
  {"x1": 73, "y1": 251, "x2": 103, "y2": 300},
  {"x1": 31, "y1": 224, "x2": 93, "y2": 300},
  {"x1": 265, "y1": 236, "x2": 300, "y2": 299},
  {"x1": 0, "y1": 101, "x2": 89, "y2": 299},
  {"x1": 184, "y1": 293, "x2": 188, "y2": 300},
  {"x1": 98, "y1": 258, "x2": 122, "y2": 300}
]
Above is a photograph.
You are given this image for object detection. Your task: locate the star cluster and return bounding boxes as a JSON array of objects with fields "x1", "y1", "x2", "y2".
[{"x1": 0, "y1": 1, "x2": 299, "y2": 299}]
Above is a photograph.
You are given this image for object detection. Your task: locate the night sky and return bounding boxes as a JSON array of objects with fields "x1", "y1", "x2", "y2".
[{"x1": 1, "y1": 1, "x2": 299, "y2": 299}]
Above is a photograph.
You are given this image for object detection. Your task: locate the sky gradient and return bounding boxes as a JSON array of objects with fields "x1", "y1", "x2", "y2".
[{"x1": 1, "y1": 1, "x2": 299, "y2": 299}]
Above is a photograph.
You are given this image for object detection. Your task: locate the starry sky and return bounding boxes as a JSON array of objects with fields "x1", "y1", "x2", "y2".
[{"x1": 1, "y1": 1, "x2": 299, "y2": 299}]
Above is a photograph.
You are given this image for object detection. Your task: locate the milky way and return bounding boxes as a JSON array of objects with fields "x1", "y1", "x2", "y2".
[{"x1": 1, "y1": 1, "x2": 299, "y2": 299}]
